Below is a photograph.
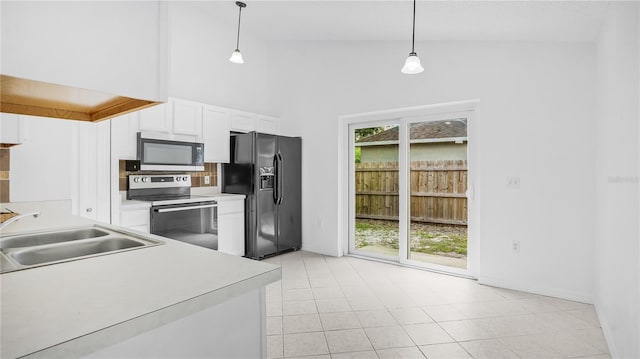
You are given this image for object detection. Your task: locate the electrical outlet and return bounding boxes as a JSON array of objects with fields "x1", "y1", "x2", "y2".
[
  {"x1": 204, "y1": 176, "x2": 210, "y2": 185},
  {"x1": 512, "y1": 241, "x2": 521, "y2": 252},
  {"x1": 507, "y1": 176, "x2": 520, "y2": 189}
]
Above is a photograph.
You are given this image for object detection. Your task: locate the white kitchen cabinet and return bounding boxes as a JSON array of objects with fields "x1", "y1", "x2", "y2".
[
  {"x1": 110, "y1": 98, "x2": 278, "y2": 170},
  {"x1": 81, "y1": 289, "x2": 265, "y2": 359},
  {"x1": 138, "y1": 102, "x2": 171, "y2": 133},
  {"x1": 136, "y1": 98, "x2": 203, "y2": 139},
  {"x1": 0, "y1": 113, "x2": 27, "y2": 145},
  {"x1": 230, "y1": 111, "x2": 256, "y2": 133},
  {"x1": 202, "y1": 105, "x2": 231, "y2": 163},
  {"x1": 172, "y1": 99, "x2": 203, "y2": 136},
  {"x1": 218, "y1": 199, "x2": 245, "y2": 256},
  {"x1": 230, "y1": 111, "x2": 281, "y2": 134},
  {"x1": 256, "y1": 115, "x2": 280, "y2": 135},
  {"x1": 77, "y1": 122, "x2": 98, "y2": 221},
  {"x1": 76, "y1": 121, "x2": 110, "y2": 223},
  {"x1": 110, "y1": 113, "x2": 140, "y2": 159}
]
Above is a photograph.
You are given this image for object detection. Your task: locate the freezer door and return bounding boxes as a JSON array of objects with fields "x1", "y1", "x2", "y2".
[
  {"x1": 255, "y1": 133, "x2": 278, "y2": 258},
  {"x1": 276, "y1": 136, "x2": 302, "y2": 253}
]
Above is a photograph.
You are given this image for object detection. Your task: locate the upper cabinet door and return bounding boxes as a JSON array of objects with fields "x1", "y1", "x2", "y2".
[
  {"x1": 256, "y1": 116, "x2": 280, "y2": 135},
  {"x1": 172, "y1": 99, "x2": 203, "y2": 137},
  {"x1": 110, "y1": 113, "x2": 139, "y2": 159},
  {"x1": 230, "y1": 111, "x2": 256, "y2": 133},
  {"x1": 138, "y1": 102, "x2": 171, "y2": 133},
  {"x1": 0, "y1": 113, "x2": 28, "y2": 145},
  {"x1": 202, "y1": 105, "x2": 231, "y2": 163}
]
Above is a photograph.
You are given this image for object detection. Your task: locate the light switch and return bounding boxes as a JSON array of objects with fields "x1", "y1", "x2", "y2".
[{"x1": 204, "y1": 176, "x2": 210, "y2": 185}]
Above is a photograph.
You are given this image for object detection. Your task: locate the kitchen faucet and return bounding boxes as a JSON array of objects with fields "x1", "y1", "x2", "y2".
[{"x1": 0, "y1": 210, "x2": 40, "y2": 230}]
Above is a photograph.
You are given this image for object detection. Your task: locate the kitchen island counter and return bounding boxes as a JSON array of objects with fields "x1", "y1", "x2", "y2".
[{"x1": 0, "y1": 219, "x2": 280, "y2": 358}]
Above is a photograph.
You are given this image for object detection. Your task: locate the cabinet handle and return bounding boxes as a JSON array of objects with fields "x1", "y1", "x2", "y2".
[{"x1": 86, "y1": 208, "x2": 93, "y2": 213}]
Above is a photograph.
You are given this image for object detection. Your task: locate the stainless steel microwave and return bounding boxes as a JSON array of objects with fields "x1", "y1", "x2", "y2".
[{"x1": 137, "y1": 133, "x2": 204, "y2": 171}]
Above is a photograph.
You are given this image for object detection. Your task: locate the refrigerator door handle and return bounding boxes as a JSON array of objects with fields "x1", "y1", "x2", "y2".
[
  {"x1": 273, "y1": 155, "x2": 279, "y2": 204},
  {"x1": 277, "y1": 153, "x2": 284, "y2": 205}
]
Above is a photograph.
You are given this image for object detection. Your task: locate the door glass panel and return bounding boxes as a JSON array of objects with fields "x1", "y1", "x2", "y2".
[
  {"x1": 143, "y1": 142, "x2": 193, "y2": 164},
  {"x1": 407, "y1": 118, "x2": 468, "y2": 269},
  {"x1": 352, "y1": 124, "x2": 399, "y2": 259}
]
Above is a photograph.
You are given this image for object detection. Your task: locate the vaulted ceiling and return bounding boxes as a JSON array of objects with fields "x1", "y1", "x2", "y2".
[{"x1": 197, "y1": 1, "x2": 610, "y2": 42}]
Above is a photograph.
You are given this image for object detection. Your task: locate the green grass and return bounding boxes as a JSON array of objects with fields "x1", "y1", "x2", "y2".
[
  {"x1": 414, "y1": 235, "x2": 467, "y2": 255},
  {"x1": 355, "y1": 221, "x2": 398, "y2": 231},
  {"x1": 355, "y1": 220, "x2": 467, "y2": 257}
]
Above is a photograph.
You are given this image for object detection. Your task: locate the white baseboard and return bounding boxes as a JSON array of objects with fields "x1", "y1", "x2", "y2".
[
  {"x1": 477, "y1": 275, "x2": 593, "y2": 304},
  {"x1": 593, "y1": 302, "x2": 618, "y2": 359},
  {"x1": 300, "y1": 244, "x2": 340, "y2": 257}
]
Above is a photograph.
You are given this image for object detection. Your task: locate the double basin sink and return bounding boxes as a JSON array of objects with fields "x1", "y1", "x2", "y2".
[{"x1": 0, "y1": 226, "x2": 163, "y2": 273}]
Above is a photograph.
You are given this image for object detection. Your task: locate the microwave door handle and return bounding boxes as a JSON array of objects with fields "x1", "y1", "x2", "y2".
[{"x1": 154, "y1": 204, "x2": 217, "y2": 213}]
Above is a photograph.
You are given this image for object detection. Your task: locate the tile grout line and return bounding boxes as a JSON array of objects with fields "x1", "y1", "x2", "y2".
[
  {"x1": 271, "y1": 252, "x2": 610, "y2": 359},
  {"x1": 322, "y1": 253, "x2": 381, "y2": 359}
]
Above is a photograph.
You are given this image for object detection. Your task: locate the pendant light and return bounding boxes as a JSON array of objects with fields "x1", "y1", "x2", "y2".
[
  {"x1": 401, "y1": 0, "x2": 424, "y2": 74},
  {"x1": 229, "y1": 1, "x2": 247, "y2": 64}
]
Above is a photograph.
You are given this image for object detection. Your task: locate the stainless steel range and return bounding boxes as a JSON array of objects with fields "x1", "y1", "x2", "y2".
[{"x1": 128, "y1": 174, "x2": 218, "y2": 250}]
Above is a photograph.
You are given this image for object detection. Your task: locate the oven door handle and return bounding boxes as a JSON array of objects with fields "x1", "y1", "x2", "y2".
[{"x1": 153, "y1": 204, "x2": 217, "y2": 213}]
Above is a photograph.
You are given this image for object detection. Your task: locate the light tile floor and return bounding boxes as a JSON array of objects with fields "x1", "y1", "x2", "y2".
[{"x1": 264, "y1": 251, "x2": 610, "y2": 359}]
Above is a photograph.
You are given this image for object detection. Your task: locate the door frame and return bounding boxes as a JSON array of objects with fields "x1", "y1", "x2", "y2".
[{"x1": 338, "y1": 100, "x2": 480, "y2": 278}]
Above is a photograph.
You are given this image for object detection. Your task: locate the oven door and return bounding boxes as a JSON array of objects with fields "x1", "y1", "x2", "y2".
[{"x1": 150, "y1": 201, "x2": 218, "y2": 250}]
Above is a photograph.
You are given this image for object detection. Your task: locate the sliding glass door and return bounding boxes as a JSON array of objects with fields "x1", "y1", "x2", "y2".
[
  {"x1": 348, "y1": 111, "x2": 472, "y2": 276},
  {"x1": 349, "y1": 121, "x2": 401, "y2": 261},
  {"x1": 404, "y1": 117, "x2": 468, "y2": 272}
]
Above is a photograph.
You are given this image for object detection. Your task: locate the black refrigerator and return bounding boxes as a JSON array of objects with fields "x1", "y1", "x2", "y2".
[{"x1": 222, "y1": 132, "x2": 302, "y2": 259}]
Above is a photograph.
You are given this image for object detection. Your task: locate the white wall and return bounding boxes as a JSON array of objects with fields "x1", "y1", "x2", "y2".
[
  {"x1": 168, "y1": 2, "x2": 272, "y2": 115},
  {"x1": 269, "y1": 40, "x2": 597, "y2": 301},
  {"x1": 594, "y1": 3, "x2": 640, "y2": 358},
  {"x1": 10, "y1": 116, "x2": 76, "y2": 203},
  {"x1": 8, "y1": 116, "x2": 110, "y2": 223}
]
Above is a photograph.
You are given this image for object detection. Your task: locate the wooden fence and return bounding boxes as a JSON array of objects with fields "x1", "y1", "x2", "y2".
[{"x1": 355, "y1": 160, "x2": 468, "y2": 225}]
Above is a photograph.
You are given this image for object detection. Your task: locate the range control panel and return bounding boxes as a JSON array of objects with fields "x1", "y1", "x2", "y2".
[{"x1": 129, "y1": 174, "x2": 192, "y2": 189}]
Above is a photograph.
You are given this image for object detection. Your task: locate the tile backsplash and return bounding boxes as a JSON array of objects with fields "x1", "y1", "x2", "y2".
[
  {"x1": 118, "y1": 160, "x2": 218, "y2": 191},
  {"x1": 0, "y1": 149, "x2": 10, "y2": 202}
]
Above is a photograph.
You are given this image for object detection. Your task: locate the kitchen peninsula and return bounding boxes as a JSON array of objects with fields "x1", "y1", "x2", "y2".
[{"x1": 0, "y1": 206, "x2": 280, "y2": 359}]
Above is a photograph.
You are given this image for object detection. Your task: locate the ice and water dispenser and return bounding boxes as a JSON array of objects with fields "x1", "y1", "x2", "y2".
[{"x1": 259, "y1": 166, "x2": 275, "y2": 190}]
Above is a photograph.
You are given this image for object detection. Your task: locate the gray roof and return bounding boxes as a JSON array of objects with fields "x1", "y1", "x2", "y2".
[{"x1": 356, "y1": 119, "x2": 467, "y2": 143}]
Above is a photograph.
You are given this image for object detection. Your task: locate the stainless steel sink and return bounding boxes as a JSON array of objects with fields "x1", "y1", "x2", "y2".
[
  {"x1": 0, "y1": 225, "x2": 163, "y2": 273},
  {"x1": 9, "y1": 237, "x2": 144, "y2": 266},
  {"x1": 0, "y1": 228, "x2": 110, "y2": 249}
]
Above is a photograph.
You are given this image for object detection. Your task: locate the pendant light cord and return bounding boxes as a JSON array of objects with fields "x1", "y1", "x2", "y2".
[
  {"x1": 411, "y1": 0, "x2": 416, "y2": 53},
  {"x1": 236, "y1": 5, "x2": 243, "y2": 50}
]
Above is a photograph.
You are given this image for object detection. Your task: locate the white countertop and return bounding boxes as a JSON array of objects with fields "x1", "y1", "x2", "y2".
[{"x1": 0, "y1": 219, "x2": 280, "y2": 358}]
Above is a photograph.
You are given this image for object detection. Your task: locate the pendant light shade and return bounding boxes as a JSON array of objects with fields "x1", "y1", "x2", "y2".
[
  {"x1": 401, "y1": 0, "x2": 424, "y2": 74},
  {"x1": 229, "y1": 49, "x2": 244, "y2": 64},
  {"x1": 401, "y1": 52, "x2": 423, "y2": 74},
  {"x1": 230, "y1": 1, "x2": 247, "y2": 64}
]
